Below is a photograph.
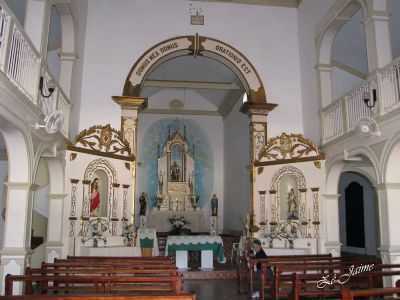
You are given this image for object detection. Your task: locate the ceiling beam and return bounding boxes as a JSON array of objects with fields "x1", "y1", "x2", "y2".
[
  {"x1": 143, "y1": 79, "x2": 242, "y2": 91},
  {"x1": 191, "y1": 0, "x2": 301, "y2": 8},
  {"x1": 142, "y1": 108, "x2": 221, "y2": 116}
]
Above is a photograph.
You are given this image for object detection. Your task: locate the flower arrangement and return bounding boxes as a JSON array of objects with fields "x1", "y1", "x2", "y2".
[
  {"x1": 81, "y1": 217, "x2": 109, "y2": 248},
  {"x1": 121, "y1": 223, "x2": 136, "y2": 246},
  {"x1": 168, "y1": 215, "x2": 191, "y2": 235}
]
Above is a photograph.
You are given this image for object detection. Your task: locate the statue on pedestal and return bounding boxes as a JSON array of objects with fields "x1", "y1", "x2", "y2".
[
  {"x1": 211, "y1": 194, "x2": 218, "y2": 217},
  {"x1": 139, "y1": 192, "x2": 147, "y2": 227},
  {"x1": 287, "y1": 188, "x2": 298, "y2": 220}
]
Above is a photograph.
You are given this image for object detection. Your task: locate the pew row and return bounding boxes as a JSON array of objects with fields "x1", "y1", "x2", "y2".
[
  {"x1": 0, "y1": 295, "x2": 195, "y2": 300},
  {"x1": 5, "y1": 273, "x2": 183, "y2": 296},
  {"x1": 341, "y1": 287, "x2": 400, "y2": 300}
]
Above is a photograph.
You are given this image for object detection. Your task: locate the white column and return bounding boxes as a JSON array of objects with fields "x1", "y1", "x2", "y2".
[
  {"x1": 376, "y1": 183, "x2": 400, "y2": 286},
  {"x1": 322, "y1": 193, "x2": 341, "y2": 256},
  {"x1": 364, "y1": 0, "x2": 392, "y2": 71},
  {"x1": 0, "y1": 182, "x2": 33, "y2": 295},
  {"x1": 59, "y1": 52, "x2": 76, "y2": 97},
  {"x1": 317, "y1": 64, "x2": 333, "y2": 108},
  {"x1": 24, "y1": 0, "x2": 51, "y2": 55},
  {"x1": 112, "y1": 96, "x2": 147, "y2": 224},
  {"x1": 46, "y1": 193, "x2": 67, "y2": 263}
]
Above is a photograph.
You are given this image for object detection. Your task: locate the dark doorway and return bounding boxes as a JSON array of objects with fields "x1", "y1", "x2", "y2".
[{"x1": 345, "y1": 182, "x2": 365, "y2": 248}]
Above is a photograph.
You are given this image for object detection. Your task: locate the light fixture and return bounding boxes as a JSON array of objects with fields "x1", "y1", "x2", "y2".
[
  {"x1": 39, "y1": 76, "x2": 56, "y2": 98},
  {"x1": 363, "y1": 88, "x2": 377, "y2": 109}
]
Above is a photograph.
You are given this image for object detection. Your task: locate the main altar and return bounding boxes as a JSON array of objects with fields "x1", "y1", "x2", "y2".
[{"x1": 142, "y1": 127, "x2": 211, "y2": 233}]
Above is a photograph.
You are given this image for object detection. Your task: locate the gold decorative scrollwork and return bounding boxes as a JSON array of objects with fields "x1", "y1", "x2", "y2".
[
  {"x1": 257, "y1": 133, "x2": 324, "y2": 165},
  {"x1": 68, "y1": 124, "x2": 135, "y2": 161}
]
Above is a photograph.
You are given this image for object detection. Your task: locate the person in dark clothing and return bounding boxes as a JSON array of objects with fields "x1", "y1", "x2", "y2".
[{"x1": 252, "y1": 239, "x2": 273, "y2": 299}]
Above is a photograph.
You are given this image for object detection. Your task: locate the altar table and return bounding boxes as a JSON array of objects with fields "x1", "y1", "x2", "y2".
[{"x1": 166, "y1": 235, "x2": 226, "y2": 270}]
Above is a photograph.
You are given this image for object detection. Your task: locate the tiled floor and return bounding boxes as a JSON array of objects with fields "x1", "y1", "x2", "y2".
[{"x1": 184, "y1": 279, "x2": 249, "y2": 300}]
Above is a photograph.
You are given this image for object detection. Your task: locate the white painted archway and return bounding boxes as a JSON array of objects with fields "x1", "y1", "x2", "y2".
[{"x1": 123, "y1": 34, "x2": 269, "y2": 105}]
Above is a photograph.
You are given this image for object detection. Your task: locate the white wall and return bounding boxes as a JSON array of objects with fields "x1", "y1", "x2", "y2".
[
  {"x1": 0, "y1": 161, "x2": 8, "y2": 248},
  {"x1": 77, "y1": 0, "x2": 305, "y2": 138},
  {"x1": 338, "y1": 172, "x2": 379, "y2": 256},
  {"x1": 297, "y1": 0, "x2": 336, "y2": 144},
  {"x1": 331, "y1": 67, "x2": 364, "y2": 100},
  {"x1": 223, "y1": 99, "x2": 249, "y2": 232},
  {"x1": 332, "y1": 10, "x2": 368, "y2": 74}
]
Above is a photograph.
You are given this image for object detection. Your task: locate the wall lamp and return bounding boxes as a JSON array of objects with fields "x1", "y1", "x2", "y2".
[
  {"x1": 363, "y1": 88, "x2": 377, "y2": 110},
  {"x1": 39, "y1": 76, "x2": 56, "y2": 98}
]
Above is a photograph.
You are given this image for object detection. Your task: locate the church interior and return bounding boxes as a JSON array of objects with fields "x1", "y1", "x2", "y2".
[{"x1": 0, "y1": 0, "x2": 400, "y2": 299}]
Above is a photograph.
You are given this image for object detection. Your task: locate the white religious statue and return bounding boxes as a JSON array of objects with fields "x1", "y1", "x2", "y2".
[
  {"x1": 156, "y1": 128, "x2": 196, "y2": 211},
  {"x1": 287, "y1": 188, "x2": 299, "y2": 220}
]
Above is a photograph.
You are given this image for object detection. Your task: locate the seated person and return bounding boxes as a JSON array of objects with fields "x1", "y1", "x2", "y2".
[{"x1": 251, "y1": 239, "x2": 273, "y2": 299}]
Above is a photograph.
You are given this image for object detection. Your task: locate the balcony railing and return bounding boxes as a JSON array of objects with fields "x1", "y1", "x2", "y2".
[
  {"x1": 321, "y1": 56, "x2": 400, "y2": 144},
  {"x1": 0, "y1": 1, "x2": 71, "y2": 137}
]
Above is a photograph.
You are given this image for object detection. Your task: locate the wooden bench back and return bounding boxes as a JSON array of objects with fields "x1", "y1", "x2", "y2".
[
  {"x1": 0, "y1": 295, "x2": 196, "y2": 300},
  {"x1": 5, "y1": 274, "x2": 183, "y2": 296},
  {"x1": 341, "y1": 287, "x2": 400, "y2": 300}
]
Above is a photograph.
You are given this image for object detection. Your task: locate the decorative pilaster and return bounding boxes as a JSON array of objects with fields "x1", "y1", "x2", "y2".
[
  {"x1": 241, "y1": 102, "x2": 277, "y2": 235},
  {"x1": 316, "y1": 64, "x2": 333, "y2": 108},
  {"x1": 112, "y1": 96, "x2": 147, "y2": 224},
  {"x1": 363, "y1": 1, "x2": 392, "y2": 72},
  {"x1": 323, "y1": 193, "x2": 342, "y2": 256},
  {"x1": 0, "y1": 182, "x2": 34, "y2": 295},
  {"x1": 111, "y1": 183, "x2": 120, "y2": 235},
  {"x1": 46, "y1": 193, "x2": 67, "y2": 263}
]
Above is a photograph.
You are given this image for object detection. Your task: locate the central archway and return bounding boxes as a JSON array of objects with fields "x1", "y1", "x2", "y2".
[{"x1": 123, "y1": 34, "x2": 268, "y2": 104}]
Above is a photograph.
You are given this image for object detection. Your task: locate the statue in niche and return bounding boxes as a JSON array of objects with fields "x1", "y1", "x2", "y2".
[
  {"x1": 211, "y1": 194, "x2": 218, "y2": 217},
  {"x1": 158, "y1": 172, "x2": 164, "y2": 194},
  {"x1": 287, "y1": 188, "x2": 298, "y2": 220},
  {"x1": 170, "y1": 161, "x2": 181, "y2": 181},
  {"x1": 139, "y1": 192, "x2": 147, "y2": 216},
  {"x1": 90, "y1": 178, "x2": 100, "y2": 217}
]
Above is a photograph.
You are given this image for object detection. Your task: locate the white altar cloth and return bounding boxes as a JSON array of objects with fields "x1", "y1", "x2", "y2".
[
  {"x1": 136, "y1": 228, "x2": 159, "y2": 256},
  {"x1": 165, "y1": 235, "x2": 225, "y2": 270},
  {"x1": 80, "y1": 246, "x2": 141, "y2": 257}
]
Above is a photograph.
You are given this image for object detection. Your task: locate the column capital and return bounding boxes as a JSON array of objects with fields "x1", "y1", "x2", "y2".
[
  {"x1": 322, "y1": 193, "x2": 341, "y2": 200},
  {"x1": 48, "y1": 193, "x2": 68, "y2": 200},
  {"x1": 59, "y1": 51, "x2": 78, "y2": 62},
  {"x1": 4, "y1": 182, "x2": 34, "y2": 191},
  {"x1": 240, "y1": 102, "x2": 278, "y2": 116},
  {"x1": 315, "y1": 63, "x2": 333, "y2": 72},
  {"x1": 112, "y1": 96, "x2": 148, "y2": 111}
]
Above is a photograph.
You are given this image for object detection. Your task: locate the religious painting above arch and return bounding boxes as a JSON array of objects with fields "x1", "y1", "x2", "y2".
[{"x1": 139, "y1": 118, "x2": 213, "y2": 210}]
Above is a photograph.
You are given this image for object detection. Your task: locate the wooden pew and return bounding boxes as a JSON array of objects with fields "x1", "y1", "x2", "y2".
[
  {"x1": 293, "y1": 269, "x2": 400, "y2": 300},
  {"x1": 5, "y1": 273, "x2": 183, "y2": 296},
  {"x1": 270, "y1": 263, "x2": 400, "y2": 300},
  {"x1": 237, "y1": 253, "x2": 332, "y2": 294},
  {"x1": 0, "y1": 295, "x2": 196, "y2": 300},
  {"x1": 257, "y1": 256, "x2": 381, "y2": 299},
  {"x1": 66, "y1": 256, "x2": 171, "y2": 261},
  {"x1": 341, "y1": 287, "x2": 400, "y2": 300}
]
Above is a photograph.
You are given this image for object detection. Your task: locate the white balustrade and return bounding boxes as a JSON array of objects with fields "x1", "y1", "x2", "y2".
[
  {"x1": 321, "y1": 99, "x2": 344, "y2": 144},
  {"x1": 344, "y1": 83, "x2": 372, "y2": 131},
  {"x1": 377, "y1": 57, "x2": 400, "y2": 114},
  {"x1": 0, "y1": 2, "x2": 71, "y2": 137}
]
